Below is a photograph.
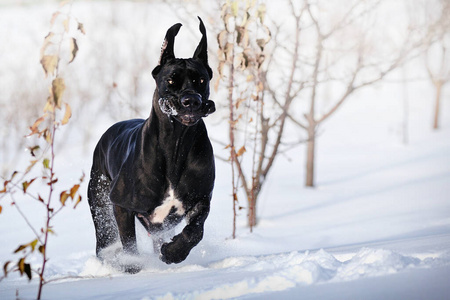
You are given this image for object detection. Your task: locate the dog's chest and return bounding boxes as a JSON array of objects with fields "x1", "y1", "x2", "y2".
[
  {"x1": 138, "y1": 188, "x2": 185, "y2": 228},
  {"x1": 151, "y1": 188, "x2": 185, "y2": 223}
]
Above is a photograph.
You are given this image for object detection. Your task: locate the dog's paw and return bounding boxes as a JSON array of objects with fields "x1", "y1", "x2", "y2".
[{"x1": 160, "y1": 240, "x2": 189, "y2": 264}]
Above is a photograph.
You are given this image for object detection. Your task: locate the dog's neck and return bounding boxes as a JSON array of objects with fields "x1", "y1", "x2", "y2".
[
  {"x1": 146, "y1": 89, "x2": 201, "y2": 144},
  {"x1": 140, "y1": 90, "x2": 203, "y2": 181}
]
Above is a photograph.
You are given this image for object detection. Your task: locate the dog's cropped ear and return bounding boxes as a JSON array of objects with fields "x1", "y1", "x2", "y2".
[
  {"x1": 152, "y1": 23, "x2": 182, "y2": 78},
  {"x1": 193, "y1": 17, "x2": 213, "y2": 79}
]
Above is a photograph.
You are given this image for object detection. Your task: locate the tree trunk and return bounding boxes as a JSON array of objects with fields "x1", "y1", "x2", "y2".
[
  {"x1": 248, "y1": 194, "x2": 257, "y2": 229},
  {"x1": 305, "y1": 127, "x2": 315, "y2": 187},
  {"x1": 433, "y1": 81, "x2": 442, "y2": 130},
  {"x1": 402, "y1": 67, "x2": 409, "y2": 145},
  {"x1": 247, "y1": 180, "x2": 261, "y2": 229}
]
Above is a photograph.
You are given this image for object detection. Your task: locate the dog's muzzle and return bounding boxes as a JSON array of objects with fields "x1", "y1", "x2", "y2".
[
  {"x1": 159, "y1": 93, "x2": 215, "y2": 127},
  {"x1": 158, "y1": 97, "x2": 178, "y2": 116},
  {"x1": 180, "y1": 93, "x2": 202, "y2": 111}
]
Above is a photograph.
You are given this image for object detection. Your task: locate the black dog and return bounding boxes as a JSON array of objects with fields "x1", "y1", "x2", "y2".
[{"x1": 87, "y1": 17, "x2": 215, "y2": 270}]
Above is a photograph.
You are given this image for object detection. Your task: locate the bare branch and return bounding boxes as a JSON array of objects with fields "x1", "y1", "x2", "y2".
[
  {"x1": 10, "y1": 194, "x2": 43, "y2": 244},
  {"x1": 260, "y1": 0, "x2": 306, "y2": 177},
  {"x1": 324, "y1": 0, "x2": 380, "y2": 39}
]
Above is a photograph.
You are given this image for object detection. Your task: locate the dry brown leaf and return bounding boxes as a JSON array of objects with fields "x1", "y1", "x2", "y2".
[
  {"x1": 40, "y1": 55, "x2": 58, "y2": 77},
  {"x1": 43, "y1": 96, "x2": 55, "y2": 113},
  {"x1": 236, "y1": 146, "x2": 246, "y2": 157},
  {"x1": 68, "y1": 38, "x2": 78, "y2": 63},
  {"x1": 52, "y1": 77, "x2": 65, "y2": 109},
  {"x1": 63, "y1": 19, "x2": 70, "y2": 33},
  {"x1": 61, "y1": 102, "x2": 72, "y2": 125},
  {"x1": 217, "y1": 30, "x2": 228, "y2": 49},
  {"x1": 77, "y1": 22, "x2": 86, "y2": 34},
  {"x1": 40, "y1": 32, "x2": 54, "y2": 59},
  {"x1": 236, "y1": 98, "x2": 246, "y2": 109},
  {"x1": 30, "y1": 116, "x2": 45, "y2": 133}
]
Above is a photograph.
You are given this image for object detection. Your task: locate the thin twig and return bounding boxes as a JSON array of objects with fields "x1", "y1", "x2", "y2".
[{"x1": 10, "y1": 193, "x2": 43, "y2": 244}]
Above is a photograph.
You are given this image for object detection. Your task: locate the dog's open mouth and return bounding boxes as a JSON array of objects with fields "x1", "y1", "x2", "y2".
[
  {"x1": 178, "y1": 114, "x2": 200, "y2": 126},
  {"x1": 159, "y1": 98, "x2": 215, "y2": 126}
]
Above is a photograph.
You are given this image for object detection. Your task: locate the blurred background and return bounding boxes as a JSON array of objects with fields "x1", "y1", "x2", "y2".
[{"x1": 0, "y1": 0, "x2": 448, "y2": 228}]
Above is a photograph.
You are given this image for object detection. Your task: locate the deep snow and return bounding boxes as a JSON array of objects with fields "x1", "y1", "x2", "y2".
[{"x1": 1, "y1": 1, "x2": 450, "y2": 299}]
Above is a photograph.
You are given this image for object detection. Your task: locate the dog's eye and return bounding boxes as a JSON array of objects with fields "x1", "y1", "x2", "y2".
[
  {"x1": 168, "y1": 79, "x2": 174, "y2": 85},
  {"x1": 200, "y1": 78, "x2": 205, "y2": 84}
]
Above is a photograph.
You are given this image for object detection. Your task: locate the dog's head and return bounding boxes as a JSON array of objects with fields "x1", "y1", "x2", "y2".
[{"x1": 152, "y1": 17, "x2": 215, "y2": 126}]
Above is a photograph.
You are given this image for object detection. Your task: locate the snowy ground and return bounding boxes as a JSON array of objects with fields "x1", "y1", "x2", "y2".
[
  {"x1": 1, "y1": 1, "x2": 450, "y2": 299},
  {"x1": 1, "y1": 82, "x2": 449, "y2": 299}
]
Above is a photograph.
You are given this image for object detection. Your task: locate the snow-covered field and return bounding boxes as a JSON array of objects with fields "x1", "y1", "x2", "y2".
[{"x1": 1, "y1": 1, "x2": 450, "y2": 299}]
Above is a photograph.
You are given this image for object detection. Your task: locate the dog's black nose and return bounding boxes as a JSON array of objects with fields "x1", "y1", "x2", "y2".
[{"x1": 181, "y1": 94, "x2": 202, "y2": 110}]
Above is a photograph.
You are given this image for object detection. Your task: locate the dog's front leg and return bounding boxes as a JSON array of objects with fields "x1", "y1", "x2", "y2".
[
  {"x1": 113, "y1": 205, "x2": 138, "y2": 255},
  {"x1": 160, "y1": 201, "x2": 210, "y2": 264},
  {"x1": 114, "y1": 205, "x2": 142, "y2": 273}
]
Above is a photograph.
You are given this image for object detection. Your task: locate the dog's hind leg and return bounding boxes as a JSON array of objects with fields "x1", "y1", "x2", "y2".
[{"x1": 87, "y1": 170, "x2": 119, "y2": 258}]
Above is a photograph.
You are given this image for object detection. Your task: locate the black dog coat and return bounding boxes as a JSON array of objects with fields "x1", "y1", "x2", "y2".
[{"x1": 87, "y1": 17, "x2": 215, "y2": 269}]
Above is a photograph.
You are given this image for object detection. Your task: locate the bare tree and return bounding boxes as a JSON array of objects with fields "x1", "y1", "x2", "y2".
[
  {"x1": 273, "y1": 0, "x2": 427, "y2": 187},
  {"x1": 424, "y1": 0, "x2": 450, "y2": 130},
  {"x1": 213, "y1": 0, "x2": 430, "y2": 232},
  {"x1": 216, "y1": 0, "x2": 273, "y2": 232}
]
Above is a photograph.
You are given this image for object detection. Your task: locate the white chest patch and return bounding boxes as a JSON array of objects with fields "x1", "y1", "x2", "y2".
[{"x1": 150, "y1": 189, "x2": 185, "y2": 224}]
